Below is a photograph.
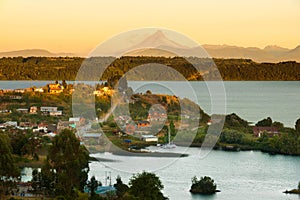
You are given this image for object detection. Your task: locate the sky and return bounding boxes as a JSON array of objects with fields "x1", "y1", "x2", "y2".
[{"x1": 0, "y1": 0, "x2": 299, "y2": 56}]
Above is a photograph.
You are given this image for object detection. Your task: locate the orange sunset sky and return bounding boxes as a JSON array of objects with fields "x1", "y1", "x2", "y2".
[{"x1": 0, "y1": 0, "x2": 299, "y2": 56}]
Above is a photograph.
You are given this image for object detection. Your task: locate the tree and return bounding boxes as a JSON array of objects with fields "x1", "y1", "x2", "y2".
[
  {"x1": 113, "y1": 176, "x2": 129, "y2": 198},
  {"x1": 256, "y1": 117, "x2": 272, "y2": 127},
  {"x1": 272, "y1": 121, "x2": 284, "y2": 130},
  {"x1": 298, "y1": 181, "x2": 300, "y2": 190},
  {"x1": 128, "y1": 171, "x2": 168, "y2": 200},
  {"x1": 220, "y1": 129, "x2": 243, "y2": 144},
  {"x1": 62, "y1": 80, "x2": 68, "y2": 89},
  {"x1": 31, "y1": 169, "x2": 41, "y2": 193},
  {"x1": 45, "y1": 129, "x2": 90, "y2": 198},
  {"x1": 190, "y1": 176, "x2": 218, "y2": 194},
  {"x1": 146, "y1": 90, "x2": 152, "y2": 95},
  {"x1": 169, "y1": 120, "x2": 176, "y2": 137},
  {"x1": 295, "y1": 118, "x2": 300, "y2": 135},
  {"x1": 87, "y1": 176, "x2": 101, "y2": 199},
  {"x1": 0, "y1": 133, "x2": 19, "y2": 197}
]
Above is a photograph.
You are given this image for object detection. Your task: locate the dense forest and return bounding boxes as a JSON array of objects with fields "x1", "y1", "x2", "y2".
[{"x1": 0, "y1": 56, "x2": 300, "y2": 80}]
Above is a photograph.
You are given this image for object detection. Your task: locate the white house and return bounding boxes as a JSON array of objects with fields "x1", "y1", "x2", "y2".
[
  {"x1": 3, "y1": 121, "x2": 18, "y2": 127},
  {"x1": 141, "y1": 135, "x2": 158, "y2": 142},
  {"x1": 69, "y1": 117, "x2": 80, "y2": 122},
  {"x1": 34, "y1": 88, "x2": 44, "y2": 93},
  {"x1": 49, "y1": 110, "x2": 63, "y2": 116},
  {"x1": 41, "y1": 107, "x2": 58, "y2": 112}
]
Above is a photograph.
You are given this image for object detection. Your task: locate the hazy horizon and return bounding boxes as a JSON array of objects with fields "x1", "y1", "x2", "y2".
[{"x1": 1, "y1": 0, "x2": 300, "y2": 56}]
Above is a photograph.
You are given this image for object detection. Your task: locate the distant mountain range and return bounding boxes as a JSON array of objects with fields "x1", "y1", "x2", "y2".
[
  {"x1": 202, "y1": 44, "x2": 300, "y2": 63},
  {"x1": 1, "y1": 31, "x2": 300, "y2": 62},
  {"x1": 124, "y1": 30, "x2": 300, "y2": 62},
  {"x1": 0, "y1": 49, "x2": 74, "y2": 58}
]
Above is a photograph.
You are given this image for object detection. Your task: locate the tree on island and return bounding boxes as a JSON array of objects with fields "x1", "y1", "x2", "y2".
[
  {"x1": 190, "y1": 176, "x2": 219, "y2": 195},
  {"x1": 295, "y1": 118, "x2": 300, "y2": 135},
  {"x1": 128, "y1": 171, "x2": 168, "y2": 200},
  {"x1": 256, "y1": 117, "x2": 272, "y2": 127}
]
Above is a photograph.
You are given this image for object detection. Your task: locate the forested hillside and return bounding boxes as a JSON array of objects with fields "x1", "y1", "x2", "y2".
[{"x1": 0, "y1": 56, "x2": 299, "y2": 80}]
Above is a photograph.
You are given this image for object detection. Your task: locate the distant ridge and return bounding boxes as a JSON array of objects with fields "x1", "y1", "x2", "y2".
[
  {"x1": 0, "y1": 49, "x2": 74, "y2": 57},
  {"x1": 1, "y1": 32, "x2": 300, "y2": 62},
  {"x1": 124, "y1": 30, "x2": 300, "y2": 62},
  {"x1": 202, "y1": 44, "x2": 300, "y2": 62}
]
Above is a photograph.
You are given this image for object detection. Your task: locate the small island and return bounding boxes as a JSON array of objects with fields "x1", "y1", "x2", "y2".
[
  {"x1": 284, "y1": 182, "x2": 300, "y2": 195},
  {"x1": 190, "y1": 176, "x2": 220, "y2": 195}
]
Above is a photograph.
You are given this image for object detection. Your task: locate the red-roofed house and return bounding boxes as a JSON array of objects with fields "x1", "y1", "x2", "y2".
[{"x1": 253, "y1": 126, "x2": 280, "y2": 137}]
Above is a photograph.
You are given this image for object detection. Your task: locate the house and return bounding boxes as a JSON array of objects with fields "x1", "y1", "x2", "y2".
[
  {"x1": 33, "y1": 123, "x2": 48, "y2": 133},
  {"x1": 141, "y1": 135, "x2": 158, "y2": 142},
  {"x1": 207, "y1": 119, "x2": 212, "y2": 125},
  {"x1": 48, "y1": 83, "x2": 64, "y2": 94},
  {"x1": 148, "y1": 112, "x2": 167, "y2": 122},
  {"x1": 69, "y1": 117, "x2": 81, "y2": 123},
  {"x1": 102, "y1": 87, "x2": 114, "y2": 95},
  {"x1": 19, "y1": 122, "x2": 37, "y2": 128},
  {"x1": 137, "y1": 120, "x2": 150, "y2": 128},
  {"x1": 57, "y1": 121, "x2": 76, "y2": 133},
  {"x1": 0, "y1": 109, "x2": 11, "y2": 114},
  {"x1": 9, "y1": 95, "x2": 22, "y2": 100},
  {"x1": 69, "y1": 117, "x2": 85, "y2": 126},
  {"x1": 41, "y1": 106, "x2": 58, "y2": 112},
  {"x1": 29, "y1": 106, "x2": 38, "y2": 114},
  {"x1": 16, "y1": 108, "x2": 29, "y2": 114},
  {"x1": 41, "y1": 107, "x2": 58, "y2": 114},
  {"x1": 49, "y1": 110, "x2": 63, "y2": 116},
  {"x1": 93, "y1": 87, "x2": 114, "y2": 96},
  {"x1": 93, "y1": 90, "x2": 103, "y2": 96},
  {"x1": 34, "y1": 87, "x2": 44, "y2": 93},
  {"x1": 25, "y1": 88, "x2": 33, "y2": 92},
  {"x1": 253, "y1": 126, "x2": 280, "y2": 137},
  {"x1": 2, "y1": 89, "x2": 14, "y2": 93},
  {"x1": 40, "y1": 107, "x2": 62, "y2": 116},
  {"x1": 47, "y1": 124, "x2": 58, "y2": 134},
  {"x1": 14, "y1": 89, "x2": 25, "y2": 93},
  {"x1": 4, "y1": 121, "x2": 18, "y2": 127}
]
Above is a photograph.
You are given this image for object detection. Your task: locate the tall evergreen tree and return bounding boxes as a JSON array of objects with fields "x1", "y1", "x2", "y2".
[
  {"x1": 45, "y1": 129, "x2": 90, "y2": 199},
  {"x1": 0, "y1": 133, "x2": 19, "y2": 197}
]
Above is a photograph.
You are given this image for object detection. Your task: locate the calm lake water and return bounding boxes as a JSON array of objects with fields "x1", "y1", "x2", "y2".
[
  {"x1": 21, "y1": 149, "x2": 300, "y2": 200},
  {"x1": 88, "y1": 147, "x2": 300, "y2": 200},
  {"x1": 1, "y1": 81, "x2": 299, "y2": 127}
]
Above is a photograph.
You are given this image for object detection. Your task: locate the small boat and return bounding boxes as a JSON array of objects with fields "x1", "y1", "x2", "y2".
[
  {"x1": 162, "y1": 142, "x2": 177, "y2": 149},
  {"x1": 162, "y1": 124, "x2": 176, "y2": 149}
]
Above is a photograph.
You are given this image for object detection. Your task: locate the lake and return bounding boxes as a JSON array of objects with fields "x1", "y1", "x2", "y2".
[
  {"x1": 89, "y1": 148, "x2": 300, "y2": 200},
  {"x1": 21, "y1": 148, "x2": 300, "y2": 200},
  {"x1": 1, "y1": 81, "x2": 299, "y2": 127}
]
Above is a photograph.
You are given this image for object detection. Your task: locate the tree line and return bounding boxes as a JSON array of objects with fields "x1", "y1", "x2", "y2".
[{"x1": 0, "y1": 56, "x2": 300, "y2": 80}]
